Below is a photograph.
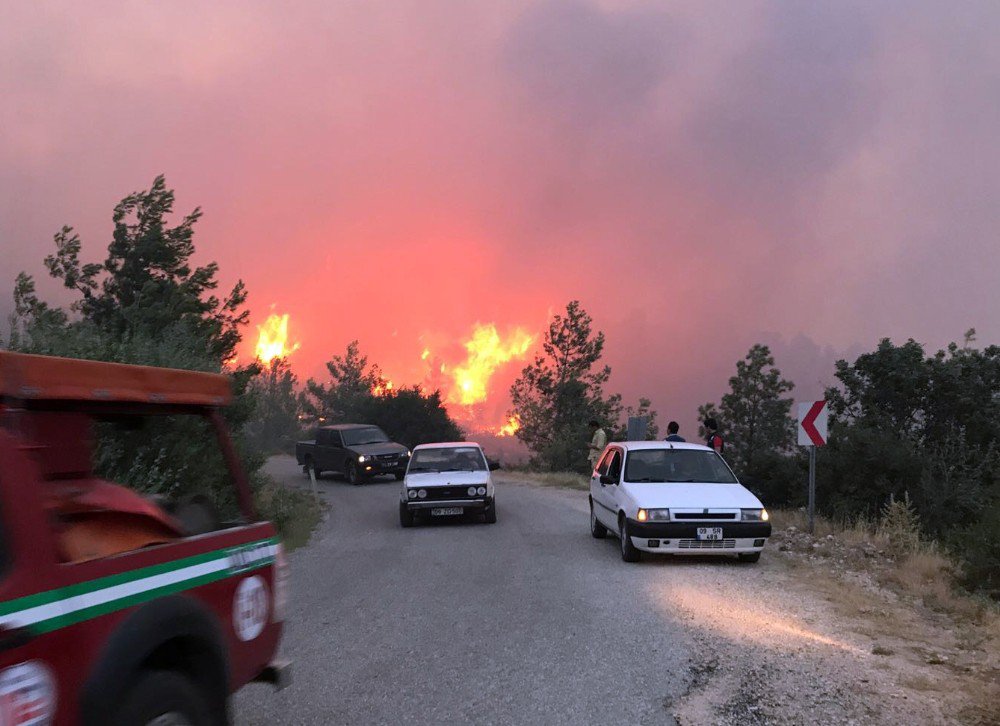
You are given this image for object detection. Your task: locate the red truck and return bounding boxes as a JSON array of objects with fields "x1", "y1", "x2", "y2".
[{"x1": 0, "y1": 351, "x2": 289, "y2": 726}]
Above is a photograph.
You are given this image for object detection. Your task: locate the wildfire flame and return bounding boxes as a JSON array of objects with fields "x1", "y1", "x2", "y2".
[
  {"x1": 373, "y1": 379, "x2": 395, "y2": 396},
  {"x1": 255, "y1": 314, "x2": 300, "y2": 364},
  {"x1": 497, "y1": 415, "x2": 521, "y2": 437},
  {"x1": 442, "y1": 324, "x2": 535, "y2": 407}
]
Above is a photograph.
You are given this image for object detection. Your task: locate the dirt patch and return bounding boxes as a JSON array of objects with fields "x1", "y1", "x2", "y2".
[{"x1": 658, "y1": 525, "x2": 999, "y2": 725}]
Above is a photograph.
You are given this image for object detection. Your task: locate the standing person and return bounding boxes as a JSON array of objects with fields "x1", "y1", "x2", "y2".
[
  {"x1": 664, "y1": 421, "x2": 685, "y2": 442},
  {"x1": 587, "y1": 420, "x2": 607, "y2": 468},
  {"x1": 703, "y1": 417, "x2": 724, "y2": 453}
]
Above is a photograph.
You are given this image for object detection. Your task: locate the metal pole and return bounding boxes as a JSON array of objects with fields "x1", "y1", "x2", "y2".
[{"x1": 808, "y1": 445, "x2": 816, "y2": 534}]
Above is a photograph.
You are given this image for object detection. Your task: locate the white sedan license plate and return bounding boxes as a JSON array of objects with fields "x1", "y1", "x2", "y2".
[
  {"x1": 431, "y1": 507, "x2": 463, "y2": 516},
  {"x1": 697, "y1": 527, "x2": 724, "y2": 540}
]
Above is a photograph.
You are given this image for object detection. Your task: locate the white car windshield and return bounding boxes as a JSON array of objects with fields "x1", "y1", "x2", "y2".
[
  {"x1": 623, "y1": 449, "x2": 738, "y2": 484},
  {"x1": 408, "y1": 447, "x2": 486, "y2": 473}
]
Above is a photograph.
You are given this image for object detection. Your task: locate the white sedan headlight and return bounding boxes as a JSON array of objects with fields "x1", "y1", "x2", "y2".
[
  {"x1": 407, "y1": 489, "x2": 418, "y2": 499},
  {"x1": 476, "y1": 486, "x2": 487, "y2": 496},
  {"x1": 636, "y1": 508, "x2": 670, "y2": 522},
  {"x1": 741, "y1": 509, "x2": 769, "y2": 521}
]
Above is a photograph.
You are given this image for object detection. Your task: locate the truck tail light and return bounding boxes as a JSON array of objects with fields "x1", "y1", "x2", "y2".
[{"x1": 273, "y1": 542, "x2": 289, "y2": 622}]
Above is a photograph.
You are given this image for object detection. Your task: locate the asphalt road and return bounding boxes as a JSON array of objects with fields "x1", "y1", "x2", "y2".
[{"x1": 233, "y1": 457, "x2": 698, "y2": 725}]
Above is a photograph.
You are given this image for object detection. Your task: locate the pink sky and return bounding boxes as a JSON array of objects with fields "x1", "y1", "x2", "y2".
[{"x1": 3, "y1": 1, "x2": 1000, "y2": 434}]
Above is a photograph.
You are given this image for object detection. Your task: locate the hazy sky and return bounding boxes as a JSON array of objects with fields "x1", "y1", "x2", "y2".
[{"x1": 3, "y1": 1, "x2": 999, "y2": 432}]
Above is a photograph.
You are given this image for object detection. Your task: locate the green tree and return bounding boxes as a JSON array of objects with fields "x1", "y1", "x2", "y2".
[
  {"x1": 245, "y1": 357, "x2": 303, "y2": 454},
  {"x1": 700, "y1": 344, "x2": 795, "y2": 474},
  {"x1": 302, "y1": 342, "x2": 462, "y2": 447},
  {"x1": 7, "y1": 176, "x2": 260, "y2": 510},
  {"x1": 301, "y1": 341, "x2": 386, "y2": 424},
  {"x1": 509, "y1": 301, "x2": 624, "y2": 471}
]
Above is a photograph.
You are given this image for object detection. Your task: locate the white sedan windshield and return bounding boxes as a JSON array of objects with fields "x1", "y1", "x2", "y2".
[
  {"x1": 624, "y1": 450, "x2": 737, "y2": 484},
  {"x1": 408, "y1": 447, "x2": 486, "y2": 473}
]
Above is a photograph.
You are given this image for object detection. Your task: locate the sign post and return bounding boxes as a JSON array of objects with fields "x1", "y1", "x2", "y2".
[
  {"x1": 627, "y1": 416, "x2": 649, "y2": 441},
  {"x1": 797, "y1": 400, "x2": 829, "y2": 534}
]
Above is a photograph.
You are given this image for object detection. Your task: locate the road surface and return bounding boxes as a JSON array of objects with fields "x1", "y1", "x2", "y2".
[
  {"x1": 233, "y1": 458, "x2": 987, "y2": 725},
  {"x1": 234, "y1": 457, "x2": 697, "y2": 725}
]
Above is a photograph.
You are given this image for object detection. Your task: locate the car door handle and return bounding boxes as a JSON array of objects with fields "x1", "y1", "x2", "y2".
[{"x1": 0, "y1": 625, "x2": 34, "y2": 652}]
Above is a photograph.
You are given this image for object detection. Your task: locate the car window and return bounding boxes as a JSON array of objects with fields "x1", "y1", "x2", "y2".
[
  {"x1": 596, "y1": 450, "x2": 613, "y2": 475},
  {"x1": 408, "y1": 447, "x2": 486, "y2": 473},
  {"x1": 328, "y1": 430, "x2": 343, "y2": 447},
  {"x1": 316, "y1": 429, "x2": 329, "y2": 446},
  {"x1": 607, "y1": 450, "x2": 623, "y2": 480},
  {"x1": 342, "y1": 427, "x2": 389, "y2": 446},
  {"x1": 623, "y1": 449, "x2": 738, "y2": 483}
]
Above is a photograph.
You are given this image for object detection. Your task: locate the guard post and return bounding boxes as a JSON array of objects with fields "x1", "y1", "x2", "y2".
[{"x1": 797, "y1": 400, "x2": 829, "y2": 534}]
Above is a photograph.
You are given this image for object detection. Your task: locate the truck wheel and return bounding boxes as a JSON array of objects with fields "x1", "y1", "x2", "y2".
[
  {"x1": 115, "y1": 670, "x2": 213, "y2": 726},
  {"x1": 302, "y1": 457, "x2": 314, "y2": 478},
  {"x1": 619, "y1": 516, "x2": 641, "y2": 563},
  {"x1": 483, "y1": 502, "x2": 497, "y2": 524},
  {"x1": 399, "y1": 501, "x2": 415, "y2": 527},
  {"x1": 347, "y1": 462, "x2": 363, "y2": 486},
  {"x1": 394, "y1": 472, "x2": 405, "y2": 481}
]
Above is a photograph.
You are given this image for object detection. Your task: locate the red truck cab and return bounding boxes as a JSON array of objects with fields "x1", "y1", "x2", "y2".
[{"x1": 0, "y1": 352, "x2": 289, "y2": 726}]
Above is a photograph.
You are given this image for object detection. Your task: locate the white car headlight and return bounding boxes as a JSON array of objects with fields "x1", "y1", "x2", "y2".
[
  {"x1": 637, "y1": 508, "x2": 670, "y2": 522},
  {"x1": 358, "y1": 455, "x2": 366, "y2": 463},
  {"x1": 467, "y1": 486, "x2": 478, "y2": 496},
  {"x1": 417, "y1": 489, "x2": 427, "y2": 499},
  {"x1": 407, "y1": 489, "x2": 418, "y2": 499},
  {"x1": 476, "y1": 486, "x2": 487, "y2": 496},
  {"x1": 741, "y1": 509, "x2": 768, "y2": 521}
]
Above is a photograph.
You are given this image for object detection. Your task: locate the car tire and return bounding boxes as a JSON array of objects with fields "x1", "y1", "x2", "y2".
[
  {"x1": 738, "y1": 552, "x2": 761, "y2": 563},
  {"x1": 114, "y1": 669, "x2": 213, "y2": 726},
  {"x1": 590, "y1": 500, "x2": 607, "y2": 539},
  {"x1": 619, "y1": 515, "x2": 641, "y2": 562},
  {"x1": 399, "y1": 501, "x2": 415, "y2": 528},
  {"x1": 303, "y1": 457, "x2": 314, "y2": 478},
  {"x1": 483, "y1": 502, "x2": 497, "y2": 524},
  {"x1": 347, "y1": 462, "x2": 363, "y2": 486}
]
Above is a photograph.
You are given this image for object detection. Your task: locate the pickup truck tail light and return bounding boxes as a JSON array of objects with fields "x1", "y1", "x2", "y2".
[{"x1": 273, "y1": 542, "x2": 289, "y2": 622}]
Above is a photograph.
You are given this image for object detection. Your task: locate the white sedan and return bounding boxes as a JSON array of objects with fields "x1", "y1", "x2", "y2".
[
  {"x1": 589, "y1": 441, "x2": 771, "y2": 563},
  {"x1": 399, "y1": 442, "x2": 498, "y2": 526}
]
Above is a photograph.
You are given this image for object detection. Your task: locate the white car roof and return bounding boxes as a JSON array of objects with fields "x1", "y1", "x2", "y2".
[
  {"x1": 412, "y1": 441, "x2": 483, "y2": 450},
  {"x1": 611, "y1": 440, "x2": 714, "y2": 452}
]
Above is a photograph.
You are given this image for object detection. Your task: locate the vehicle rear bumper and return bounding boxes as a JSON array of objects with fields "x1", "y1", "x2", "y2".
[{"x1": 254, "y1": 658, "x2": 292, "y2": 691}]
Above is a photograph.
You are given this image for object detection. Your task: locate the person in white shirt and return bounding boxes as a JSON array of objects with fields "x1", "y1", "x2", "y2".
[{"x1": 587, "y1": 420, "x2": 607, "y2": 468}]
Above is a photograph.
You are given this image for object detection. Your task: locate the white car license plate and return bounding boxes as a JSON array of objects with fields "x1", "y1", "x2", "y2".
[
  {"x1": 431, "y1": 507, "x2": 463, "y2": 516},
  {"x1": 697, "y1": 527, "x2": 723, "y2": 540}
]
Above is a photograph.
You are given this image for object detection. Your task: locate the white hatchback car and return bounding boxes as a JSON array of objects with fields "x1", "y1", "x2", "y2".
[
  {"x1": 589, "y1": 441, "x2": 770, "y2": 563},
  {"x1": 399, "y1": 442, "x2": 498, "y2": 527}
]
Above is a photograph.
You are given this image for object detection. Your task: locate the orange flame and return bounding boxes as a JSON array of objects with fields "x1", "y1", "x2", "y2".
[
  {"x1": 373, "y1": 379, "x2": 395, "y2": 396},
  {"x1": 497, "y1": 415, "x2": 521, "y2": 437},
  {"x1": 442, "y1": 324, "x2": 535, "y2": 406},
  {"x1": 255, "y1": 313, "x2": 300, "y2": 364}
]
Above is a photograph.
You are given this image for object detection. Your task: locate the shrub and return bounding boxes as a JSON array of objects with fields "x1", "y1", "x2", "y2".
[
  {"x1": 953, "y1": 501, "x2": 1000, "y2": 600},
  {"x1": 877, "y1": 492, "x2": 922, "y2": 557}
]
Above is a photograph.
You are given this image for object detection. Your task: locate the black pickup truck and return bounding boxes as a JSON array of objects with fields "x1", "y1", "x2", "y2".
[{"x1": 296, "y1": 424, "x2": 410, "y2": 484}]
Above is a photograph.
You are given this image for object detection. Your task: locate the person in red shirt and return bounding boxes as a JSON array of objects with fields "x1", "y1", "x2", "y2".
[{"x1": 704, "y1": 417, "x2": 725, "y2": 454}]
